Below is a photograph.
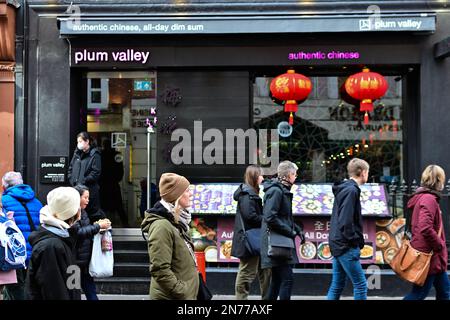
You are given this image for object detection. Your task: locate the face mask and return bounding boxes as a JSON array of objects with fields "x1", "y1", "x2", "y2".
[{"x1": 77, "y1": 143, "x2": 85, "y2": 150}]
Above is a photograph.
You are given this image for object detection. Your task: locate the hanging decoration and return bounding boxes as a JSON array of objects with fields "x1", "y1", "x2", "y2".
[
  {"x1": 269, "y1": 69, "x2": 312, "y2": 125},
  {"x1": 344, "y1": 68, "x2": 388, "y2": 124}
]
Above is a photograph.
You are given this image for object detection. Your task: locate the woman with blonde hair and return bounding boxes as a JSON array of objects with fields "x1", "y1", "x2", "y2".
[
  {"x1": 404, "y1": 165, "x2": 449, "y2": 300},
  {"x1": 141, "y1": 173, "x2": 199, "y2": 300}
]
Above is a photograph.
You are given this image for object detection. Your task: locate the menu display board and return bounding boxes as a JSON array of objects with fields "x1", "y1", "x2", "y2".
[
  {"x1": 189, "y1": 183, "x2": 391, "y2": 217},
  {"x1": 217, "y1": 218, "x2": 239, "y2": 263},
  {"x1": 190, "y1": 184, "x2": 238, "y2": 214},
  {"x1": 296, "y1": 218, "x2": 376, "y2": 264},
  {"x1": 200, "y1": 217, "x2": 378, "y2": 264},
  {"x1": 190, "y1": 217, "x2": 218, "y2": 263},
  {"x1": 374, "y1": 218, "x2": 406, "y2": 265},
  {"x1": 291, "y1": 183, "x2": 390, "y2": 216}
]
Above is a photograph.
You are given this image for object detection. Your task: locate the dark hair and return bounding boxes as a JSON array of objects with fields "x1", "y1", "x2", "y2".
[
  {"x1": 244, "y1": 165, "x2": 262, "y2": 193},
  {"x1": 77, "y1": 132, "x2": 97, "y2": 148},
  {"x1": 74, "y1": 184, "x2": 89, "y2": 196}
]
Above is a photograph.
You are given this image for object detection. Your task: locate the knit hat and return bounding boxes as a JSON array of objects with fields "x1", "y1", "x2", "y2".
[
  {"x1": 47, "y1": 187, "x2": 80, "y2": 221},
  {"x1": 159, "y1": 173, "x2": 190, "y2": 203}
]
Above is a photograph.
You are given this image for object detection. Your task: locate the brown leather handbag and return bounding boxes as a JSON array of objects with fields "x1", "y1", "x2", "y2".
[{"x1": 389, "y1": 225, "x2": 442, "y2": 287}]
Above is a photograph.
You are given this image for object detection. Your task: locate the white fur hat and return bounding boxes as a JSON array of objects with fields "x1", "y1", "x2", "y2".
[{"x1": 47, "y1": 187, "x2": 80, "y2": 221}]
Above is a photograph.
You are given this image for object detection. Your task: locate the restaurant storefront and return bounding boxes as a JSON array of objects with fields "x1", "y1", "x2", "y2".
[
  {"x1": 16, "y1": 1, "x2": 450, "y2": 295},
  {"x1": 0, "y1": 0, "x2": 18, "y2": 177}
]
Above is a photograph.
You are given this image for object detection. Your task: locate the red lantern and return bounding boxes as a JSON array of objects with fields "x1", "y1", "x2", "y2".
[
  {"x1": 270, "y1": 70, "x2": 312, "y2": 125},
  {"x1": 345, "y1": 68, "x2": 388, "y2": 124}
]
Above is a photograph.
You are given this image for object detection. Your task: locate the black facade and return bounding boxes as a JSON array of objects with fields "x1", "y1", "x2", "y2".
[
  {"x1": 14, "y1": 0, "x2": 450, "y2": 200},
  {"x1": 13, "y1": 0, "x2": 450, "y2": 295}
]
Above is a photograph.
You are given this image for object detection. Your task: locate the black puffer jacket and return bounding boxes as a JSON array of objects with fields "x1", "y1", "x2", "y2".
[
  {"x1": 68, "y1": 147, "x2": 102, "y2": 216},
  {"x1": 329, "y1": 179, "x2": 365, "y2": 258},
  {"x1": 231, "y1": 184, "x2": 263, "y2": 259},
  {"x1": 26, "y1": 226, "x2": 81, "y2": 300},
  {"x1": 71, "y1": 210, "x2": 101, "y2": 268},
  {"x1": 260, "y1": 179, "x2": 303, "y2": 269}
]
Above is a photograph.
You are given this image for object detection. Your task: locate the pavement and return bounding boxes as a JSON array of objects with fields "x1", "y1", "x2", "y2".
[{"x1": 90, "y1": 294, "x2": 405, "y2": 300}]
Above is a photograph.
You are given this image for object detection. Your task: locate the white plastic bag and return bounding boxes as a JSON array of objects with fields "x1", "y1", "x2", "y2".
[{"x1": 89, "y1": 230, "x2": 114, "y2": 278}]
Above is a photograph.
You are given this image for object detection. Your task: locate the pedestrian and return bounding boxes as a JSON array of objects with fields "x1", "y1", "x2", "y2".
[
  {"x1": 41, "y1": 185, "x2": 111, "y2": 300},
  {"x1": 1, "y1": 171, "x2": 41, "y2": 300},
  {"x1": 327, "y1": 158, "x2": 369, "y2": 300},
  {"x1": 99, "y1": 139, "x2": 128, "y2": 227},
  {"x1": 0, "y1": 206, "x2": 18, "y2": 301},
  {"x1": 26, "y1": 187, "x2": 82, "y2": 300},
  {"x1": 141, "y1": 173, "x2": 199, "y2": 300},
  {"x1": 260, "y1": 161, "x2": 304, "y2": 300},
  {"x1": 403, "y1": 165, "x2": 449, "y2": 300},
  {"x1": 68, "y1": 132, "x2": 102, "y2": 221},
  {"x1": 232, "y1": 165, "x2": 271, "y2": 300}
]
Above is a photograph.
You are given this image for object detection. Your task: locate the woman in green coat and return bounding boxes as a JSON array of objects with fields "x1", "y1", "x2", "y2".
[{"x1": 141, "y1": 173, "x2": 199, "y2": 300}]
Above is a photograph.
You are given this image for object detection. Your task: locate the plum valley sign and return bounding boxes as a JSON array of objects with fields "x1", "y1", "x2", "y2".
[
  {"x1": 71, "y1": 47, "x2": 150, "y2": 66},
  {"x1": 59, "y1": 14, "x2": 435, "y2": 36}
]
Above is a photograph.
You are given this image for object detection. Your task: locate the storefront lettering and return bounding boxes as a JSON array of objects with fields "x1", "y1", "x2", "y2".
[
  {"x1": 74, "y1": 49, "x2": 150, "y2": 64},
  {"x1": 40, "y1": 162, "x2": 65, "y2": 168},
  {"x1": 329, "y1": 105, "x2": 399, "y2": 122},
  {"x1": 289, "y1": 51, "x2": 360, "y2": 61},
  {"x1": 220, "y1": 231, "x2": 233, "y2": 239},
  {"x1": 347, "y1": 123, "x2": 402, "y2": 132}
]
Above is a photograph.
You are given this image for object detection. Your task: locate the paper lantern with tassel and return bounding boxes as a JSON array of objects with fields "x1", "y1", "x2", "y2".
[
  {"x1": 270, "y1": 70, "x2": 312, "y2": 125},
  {"x1": 345, "y1": 68, "x2": 388, "y2": 124}
]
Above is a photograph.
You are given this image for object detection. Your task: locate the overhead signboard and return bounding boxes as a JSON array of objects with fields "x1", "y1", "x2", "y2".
[{"x1": 59, "y1": 14, "x2": 435, "y2": 36}]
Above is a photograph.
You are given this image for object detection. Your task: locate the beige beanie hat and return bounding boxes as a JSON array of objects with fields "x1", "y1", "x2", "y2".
[
  {"x1": 47, "y1": 187, "x2": 80, "y2": 221},
  {"x1": 159, "y1": 173, "x2": 190, "y2": 203}
]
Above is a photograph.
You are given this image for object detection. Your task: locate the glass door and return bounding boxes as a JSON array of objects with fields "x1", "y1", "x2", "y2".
[{"x1": 85, "y1": 71, "x2": 157, "y2": 228}]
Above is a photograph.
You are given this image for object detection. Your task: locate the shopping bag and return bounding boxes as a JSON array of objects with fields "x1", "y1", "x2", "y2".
[{"x1": 89, "y1": 230, "x2": 114, "y2": 278}]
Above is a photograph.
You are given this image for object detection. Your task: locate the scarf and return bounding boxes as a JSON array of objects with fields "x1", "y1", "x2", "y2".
[
  {"x1": 278, "y1": 176, "x2": 293, "y2": 190},
  {"x1": 160, "y1": 199, "x2": 197, "y2": 266}
]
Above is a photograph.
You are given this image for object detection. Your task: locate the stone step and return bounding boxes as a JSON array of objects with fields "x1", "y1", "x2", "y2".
[
  {"x1": 113, "y1": 240, "x2": 147, "y2": 251},
  {"x1": 95, "y1": 277, "x2": 150, "y2": 295},
  {"x1": 114, "y1": 262, "x2": 150, "y2": 277},
  {"x1": 114, "y1": 250, "x2": 149, "y2": 263}
]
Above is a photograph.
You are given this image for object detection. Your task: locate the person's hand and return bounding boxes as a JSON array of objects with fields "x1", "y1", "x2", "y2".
[{"x1": 96, "y1": 219, "x2": 111, "y2": 230}]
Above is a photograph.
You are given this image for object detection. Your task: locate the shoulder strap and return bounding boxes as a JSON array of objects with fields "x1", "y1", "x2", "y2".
[
  {"x1": 405, "y1": 203, "x2": 444, "y2": 239},
  {"x1": 236, "y1": 202, "x2": 246, "y2": 233},
  {"x1": 18, "y1": 201, "x2": 37, "y2": 232}
]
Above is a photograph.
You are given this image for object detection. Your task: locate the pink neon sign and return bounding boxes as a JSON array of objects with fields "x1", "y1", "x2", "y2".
[{"x1": 288, "y1": 51, "x2": 360, "y2": 61}]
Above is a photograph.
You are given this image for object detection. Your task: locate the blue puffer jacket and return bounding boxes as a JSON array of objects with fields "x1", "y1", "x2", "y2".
[{"x1": 2, "y1": 184, "x2": 42, "y2": 263}]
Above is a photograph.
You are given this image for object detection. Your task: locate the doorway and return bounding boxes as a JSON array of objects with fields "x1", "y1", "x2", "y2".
[{"x1": 84, "y1": 71, "x2": 157, "y2": 227}]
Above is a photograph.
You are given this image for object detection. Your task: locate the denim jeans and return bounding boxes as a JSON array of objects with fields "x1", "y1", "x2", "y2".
[
  {"x1": 267, "y1": 265, "x2": 293, "y2": 300},
  {"x1": 327, "y1": 247, "x2": 367, "y2": 300},
  {"x1": 404, "y1": 272, "x2": 450, "y2": 300},
  {"x1": 81, "y1": 270, "x2": 98, "y2": 301}
]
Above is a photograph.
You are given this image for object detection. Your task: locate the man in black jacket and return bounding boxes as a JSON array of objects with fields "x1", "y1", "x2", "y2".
[
  {"x1": 26, "y1": 187, "x2": 82, "y2": 300},
  {"x1": 327, "y1": 158, "x2": 369, "y2": 300}
]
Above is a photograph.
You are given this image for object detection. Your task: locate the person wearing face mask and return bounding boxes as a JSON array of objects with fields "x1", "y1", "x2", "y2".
[
  {"x1": 140, "y1": 173, "x2": 199, "y2": 300},
  {"x1": 68, "y1": 132, "x2": 103, "y2": 222},
  {"x1": 232, "y1": 165, "x2": 271, "y2": 300},
  {"x1": 26, "y1": 187, "x2": 82, "y2": 300}
]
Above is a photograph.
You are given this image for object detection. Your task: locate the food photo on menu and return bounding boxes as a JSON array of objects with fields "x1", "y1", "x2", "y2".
[{"x1": 375, "y1": 217, "x2": 406, "y2": 265}]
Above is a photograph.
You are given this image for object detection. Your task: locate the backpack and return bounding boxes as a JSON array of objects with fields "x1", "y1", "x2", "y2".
[{"x1": 0, "y1": 213, "x2": 27, "y2": 271}]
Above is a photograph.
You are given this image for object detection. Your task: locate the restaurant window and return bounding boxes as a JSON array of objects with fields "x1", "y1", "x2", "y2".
[{"x1": 253, "y1": 74, "x2": 403, "y2": 212}]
